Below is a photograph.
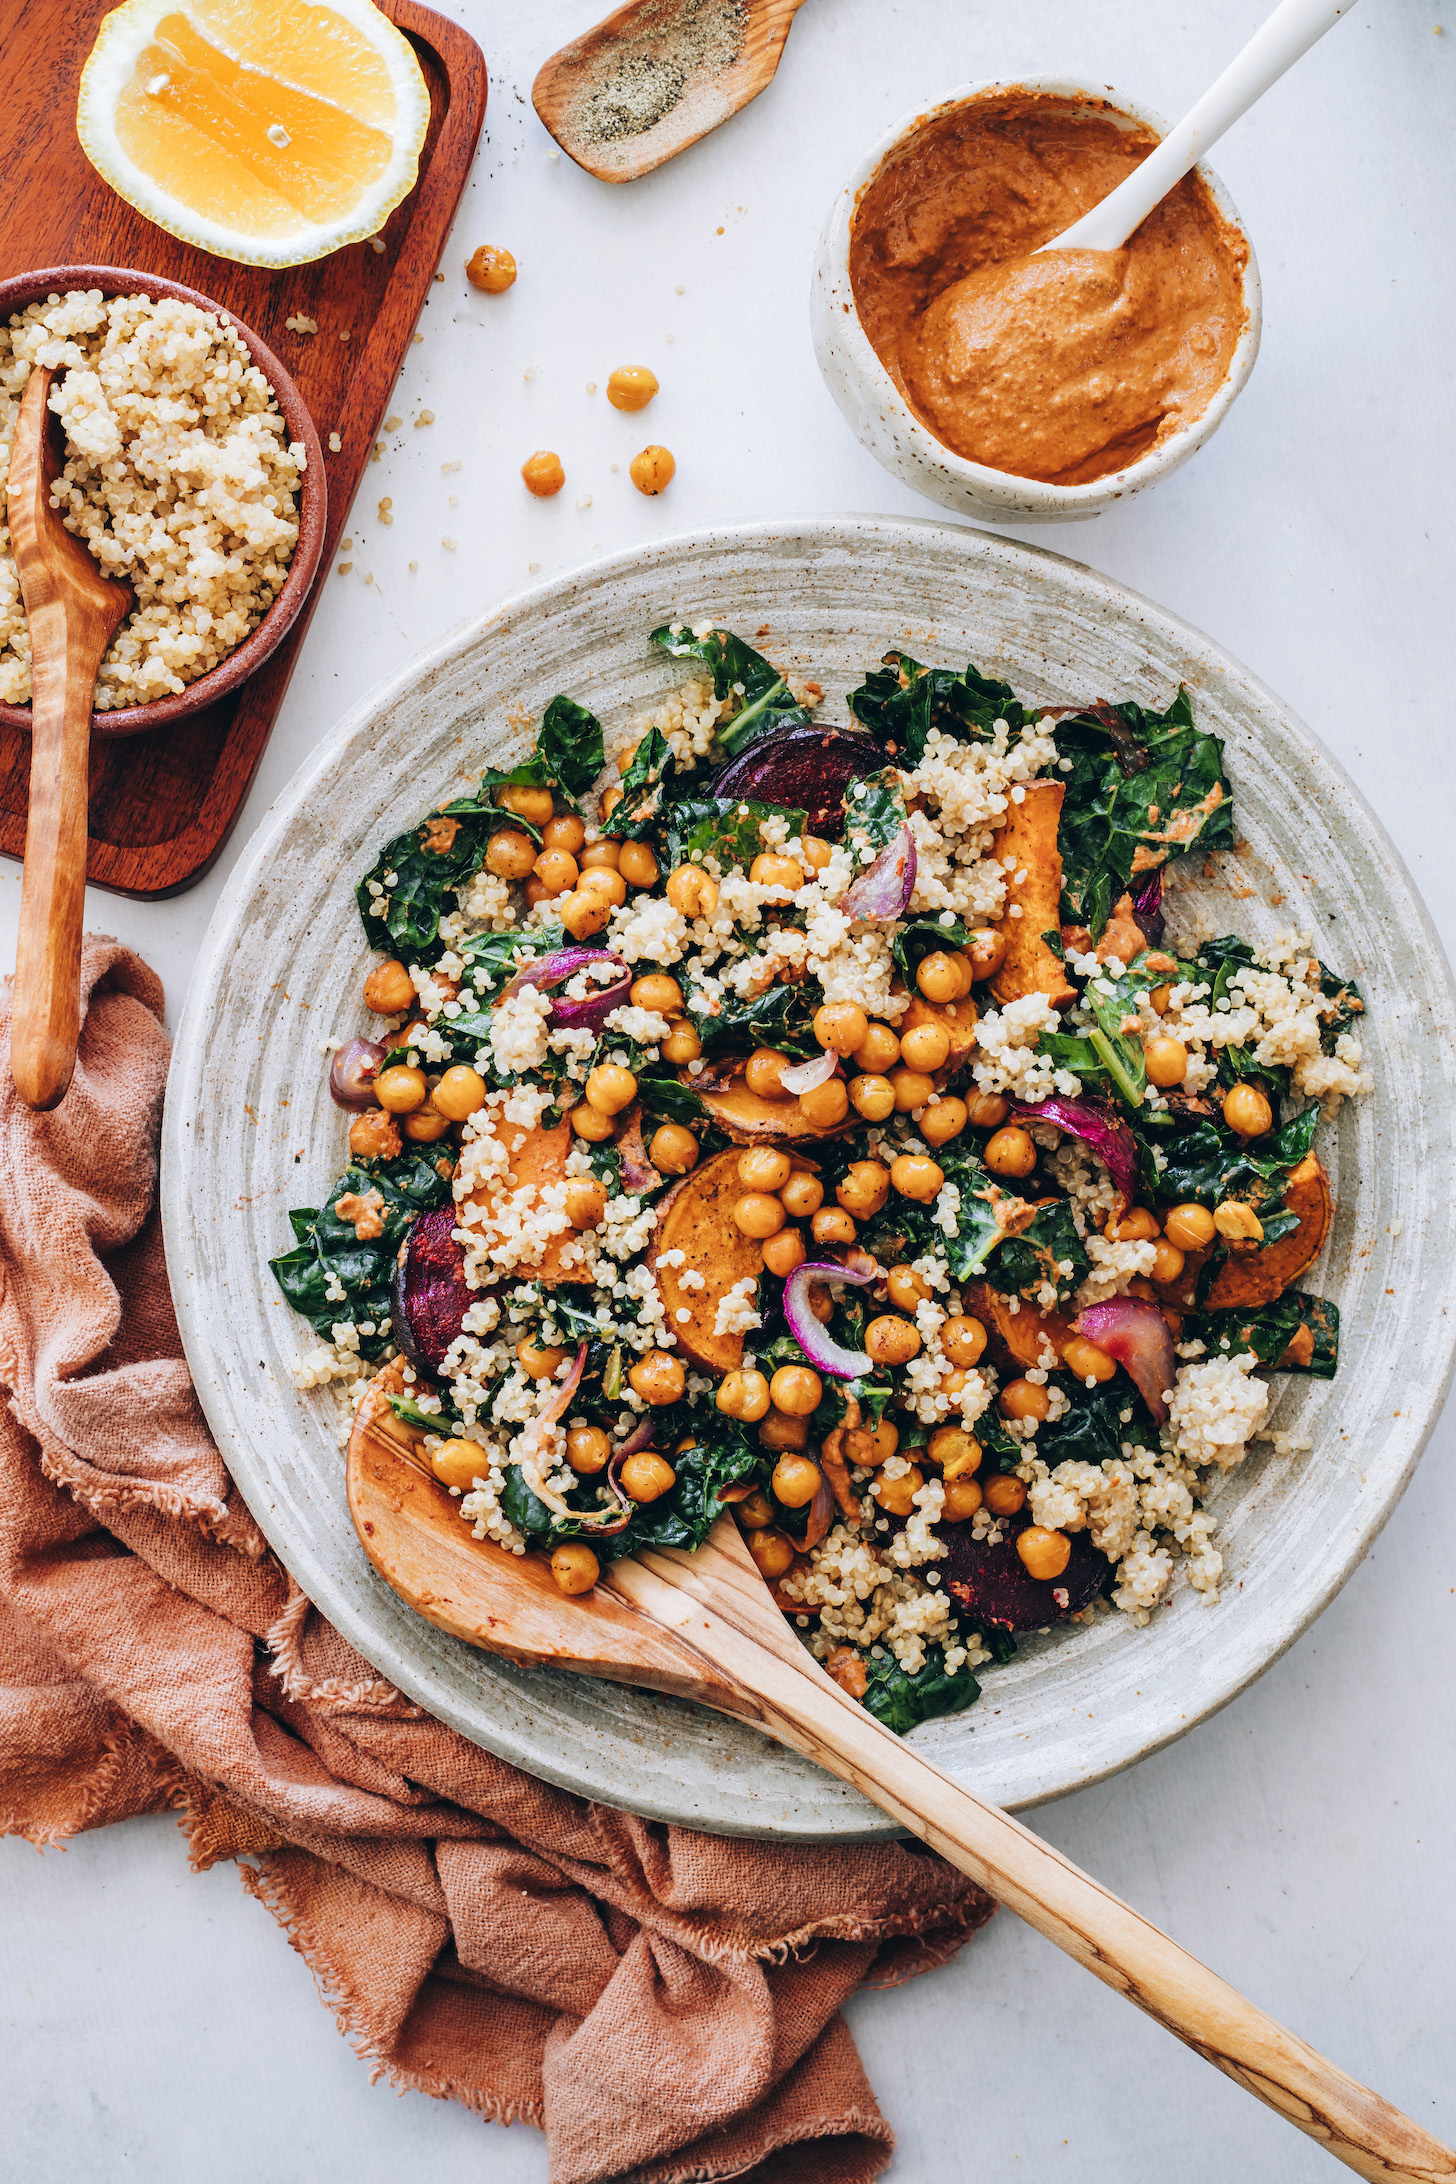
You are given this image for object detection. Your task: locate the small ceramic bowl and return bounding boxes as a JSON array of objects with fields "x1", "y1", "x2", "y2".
[
  {"x1": 0, "y1": 264, "x2": 326, "y2": 739},
  {"x1": 810, "y1": 78, "x2": 1263, "y2": 525}
]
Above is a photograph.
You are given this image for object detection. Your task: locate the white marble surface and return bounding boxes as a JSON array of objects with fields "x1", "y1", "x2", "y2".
[{"x1": 3, "y1": 0, "x2": 1455, "y2": 2175}]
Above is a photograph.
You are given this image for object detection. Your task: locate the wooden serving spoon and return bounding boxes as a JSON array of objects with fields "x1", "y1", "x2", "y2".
[
  {"x1": 533, "y1": 0, "x2": 811, "y2": 184},
  {"x1": 7, "y1": 365, "x2": 131, "y2": 1111},
  {"x1": 349, "y1": 1368, "x2": 1453, "y2": 2182}
]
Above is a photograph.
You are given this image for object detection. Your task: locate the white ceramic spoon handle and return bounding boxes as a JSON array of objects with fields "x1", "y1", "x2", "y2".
[{"x1": 1043, "y1": 0, "x2": 1358, "y2": 254}]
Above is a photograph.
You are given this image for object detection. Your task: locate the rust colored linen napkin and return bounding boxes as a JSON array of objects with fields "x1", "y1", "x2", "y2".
[{"x1": 0, "y1": 938, "x2": 994, "y2": 2184}]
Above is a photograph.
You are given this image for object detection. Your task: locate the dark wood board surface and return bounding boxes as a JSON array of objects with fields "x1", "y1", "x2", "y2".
[{"x1": 0, "y1": 0, "x2": 487, "y2": 898}]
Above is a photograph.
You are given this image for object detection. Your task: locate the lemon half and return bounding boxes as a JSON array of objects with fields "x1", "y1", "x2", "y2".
[{"x1": 77, "y1": 0, "x2": 430, "y2": 267}]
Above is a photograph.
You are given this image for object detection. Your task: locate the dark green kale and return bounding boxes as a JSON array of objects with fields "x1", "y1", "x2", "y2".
[
  {"x1": 1038, "y1": 954, "x2": 1165, "y2": 1112},
  {"x1": 269, "y1": 1150, "x2": 451, "y2": 1357},
  {"x1": 688, "y1": 980, "x2": 819, "y2": 1061},
  {"x1": 859, "y1": 1143, "x2": 1025, "y2": 1285},
  {"x1": 1189, "y1": 1292, "x2": 1339, "y2": 1377},
  {"x1": 843, "y1": 769, "x2": 908, "y2": 860},
  {"x1": 534, "y1": 694, "x2": 607, "y2": 802},
  {"x1": 356, "y1": 799, "x2": 518, "y2": 957},
  {"x1": 661, "y1": 795, "x2": 807, "y2": 872},
  {"x1": 608, "y1": 725, "x2": 677, "y2": 838},
  {"x1": 634, "y1": 1074, "x2": 708, "y2": 1127},
  {"x1": 650, "y1": 623, "x2": 811, "y2": 758},
  {"x1": 1036, "y1": 1375, "x2": 1160, "y2": 1467},
  {"x1": 860, "y1": 1640, "x2": 982, "y2": 1735},
  {"x1": 846, "y1": 649, "x2": 1035, "y2": 768},
  {"x1": 891, "y1": 916, "x2": 972, "y2": 991},
  {"x1": 502, "y1": 1400, "x2": 766, "y2": 1559},
  {"x1": 1053, "y1": 690, "x2": 1234, "y2": 939},
  {"x1": 990, "y1": 1199, "x2": 1090, "y2": 1308},
  {"x1": 1139, "y1": 1106, "x2": 1319, "y2": 1244}
]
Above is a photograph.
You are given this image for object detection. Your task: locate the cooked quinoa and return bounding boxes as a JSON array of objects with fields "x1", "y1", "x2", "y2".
[
  {"x1": 0, "y1": 290, "x2": 303, "y2": 710},
  {"x1": 273, "y1": 624, "x2": 1368, "y2": 1734}
]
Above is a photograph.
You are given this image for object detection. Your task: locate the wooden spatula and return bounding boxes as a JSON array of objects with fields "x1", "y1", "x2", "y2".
[
  {"x1": 6, "y1": 365, "x2": 131, "y2": 1111},
  {"x1": 533, "y1": 0, "x2": 811, "y2": 184},
  {"x1": 348, "y1": 1369, "x2": 1452, "y2": 2181}
]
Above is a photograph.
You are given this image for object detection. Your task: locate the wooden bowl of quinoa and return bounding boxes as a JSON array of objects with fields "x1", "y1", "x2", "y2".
[{"x1": 0, "y1": 265, "x2": 326, "y2": 739}]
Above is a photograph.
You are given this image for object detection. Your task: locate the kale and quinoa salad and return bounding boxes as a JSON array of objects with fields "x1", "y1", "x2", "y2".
[{"x1": 272, "y1": 622, "x2": 1372, "y2": 1736}]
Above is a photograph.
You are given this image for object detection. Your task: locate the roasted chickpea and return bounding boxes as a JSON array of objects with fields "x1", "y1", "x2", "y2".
[
  {"x1": 759, "y1": 1410, "x2": 809, "y2": 1452},
  {"x1": 838, "y1": 1160, "x2": 891, "y2": 1219},
  {"x1": 650, "y1": 1123, "x2": 699, "y2": 1175},
  {"x1": 736, "y1": 1486, "x2": 774, "y2": 1528},
  {"x1": 363, "y1": 958, "x2": 415, "y2": 1013},
  {"x1": 1163, "y1": 1202, "x2": 1216, "y2": 1251},
  {"x1": 631, "y1": 973, "x2": 683, "y2": 1014},
  {"x1": 1223, "y1": 1082, "x2": 1273, "y2": 1138},
  {"x1": 630, "y1": 443, "x2": 675, "y2": 494},
  {"x1": 665, "y1": 864, "x2": 718, "y2": 918},
  {"x1": 606, "y1": 363, "x2": 658, "y2": 411},
  {"x1": 1151, "y1": 1237, "x2": 1187, "y2": 1285},
  {"x1": 1144, "y1": 1035, "x2": 1189, "y2": 1088},
  {"x1": 747, "y1": 1527, "x2": 795, "y2": 1579},
  {"x1": 565, "y1": 1179, "x2": 608, "y2": 1229},
  {"x1": 940, "y1": 1315, "x2": 987, "y2": 1368},
  {"x1": 1000, "y1": 1377, "x2": 1051, "y2": 1423},
  {"x1": 558, "y1": 891, "x2": 612, "y2": 941},
  {"x1": 849, "y1": 1073, "x2": 896, "y2": 1122},
  {"x1": 551, "y1": 1543, "x2": 600, "y2": 1595},
  {"x1": 854, "y1": 1021, "x2": 901, "y2": 1073},
  {"x1": 772, "y1": 1454, "x2": 824, "y2": 1508},
  {"x1": 900, "y1": 1021, "x2": 951, "y2": 1073},
  {"x1": 569, "y1": 1102, "x2": 616, "y2": 1142},
  {"x1": 629, "y1": 1351, "x2": 686, "y2": 1406},
  {"x1": 1017, "y1": 1526, "x2": 1072, "y2": 1581},
  {"x1": 866, "y1": 1419, "x2": 900, "y2": 1466},
  {"x1": 744, "y1": 1047, "x2": 791, "y2": 1098},
  {"x1": 403, "y1": 1100, "x2": 451, "y2": 1143},
  {"x1": 915, "y1": 952, "x2": 960, "y2": 1004},
  {"x1": 888, "y1": 1068, "x2": 935, "y2": 1113},
  {"x1": 734, "y1": 1192, "x2": 786, "y2": 1239},
  {"x1": 750, "y1": 851, "x2": 805, "y2": 893},
  {"x1": 800, "y1": 835, "x2": 834, "y2": 872},
  {"x1": 1108, "y1": 1206, "x2": 1160, "y2": 1242},
  {"x1": 886, "y1": 1265, "x2": 930, "y2": 1312},
  {"x1": 949, "y1": 952, "x2": 977, "y2": 997},
  {"x1": 521, "y1": 450, "x2": 565, "y2": 497},
  {"x1": 518, "y1": 1336, "x2": 568, "y2": 1379},
  {"x1": 984, "y1": 1126, "x2": 1036, "y2": 1179},
  {"x1": 799, "y1": 1078, "x2": 850, "y2": 1128},
  {"x1": 349, "y1": 1108, "x2": 401, "y2": 1161},
  {"x1": 942, "y1": 1477, "x2": 985, "y2": 1523},
  {"x1": 427, "y1": 1066, "x2": 483, "y2": 1122},
  {"x1": 431, "y1": 1442, "x2": 486, "y2": 1490},
  {"x1": 542, "y1": 812, "x2": 586, "y2": 856},
  {"x1": 660, "y1": 1021, "x2": 703, "y2": 1064},
  {"x1": 466, "y1": 243, "x2": 517, "y2": 292},
  {"x1": 738, "y1": 1146, "x2": 792, "y2": 1191},
  {"x1": 866, "y1": 1314, "x2": 921, "y2": 1366},
  {"x1": 375, "y1": 1064, "x2": 428, "y2": 1114},
  {"x1": 890, "y1": 1153, "x2": 944, "y2": 1204},
  {"x1": 579, "y1": 865, "x2": 628, "y2": 908},
  {"x1": 770, "y1": 1364, "x2": 823, "y2": 1417},
  {"x1": 578, "y1": 840, "x2": 622, "y2": 871},
  {"x1": 873, "y1": 1464, "x2": 925, "y2": 1517},
  {"x1": 618, "y1": 839, "x2": 660, "y2": 889},
  {"x1": 964, "y1": 1090, "x2": 1010, "y2": 1129},
  {"x1": 1062, "y1": 1336, "x2": 1117, "y2": 1384},
  {"x1": 814, "y1": 1001, "x2": 869, "y2": 1053},
  {"x1": 496, "y1": 782, "x2": 554, "y2": 826},
  {"x1": 966, "y1": 926, "x2": 1009, "y2": 981},
  {"x1": 928, "y1": 1427, "x2": 981, "y2": 1478},
  {"x1": 566, "y1": 1424, "x2": 611, "y2": 1475},
  {"x1": 532, "y1": 848, "x2": 579, "y2": 897},
  {"x1": 920, "y1": 1096, "x2": 968, "y2": 1148},
  {"x1": 586, "y1": 1063, "x2": 638, "y2": 1116},
  {"x1": 717, "y1": 1368, "x2": 772, "y2": 1422},
  {"x1": 622, "y1": 1451, "x2": 677, "y2": 1501},
  {"x1": 780, "y1": 1171, "x2": 824, "y2": 1218},
  {"x1": 762, "y1": 1228, "x2": 807, "y2": 1277},
  {"x1": 984, "y1": 1473, "x2": 1028, "y2": 1518},
  {"x1": 811, "y1": 1206, "x2": 856, "y2": 1247}
]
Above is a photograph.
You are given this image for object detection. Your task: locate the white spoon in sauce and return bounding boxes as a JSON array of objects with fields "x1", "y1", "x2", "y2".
[{"x1": 1043, "y1": 0, "x2": 1358, "y2": 255}]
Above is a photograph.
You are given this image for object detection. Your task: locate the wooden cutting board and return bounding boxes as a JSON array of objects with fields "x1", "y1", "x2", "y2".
[{"x1": 0, "y1": 0, "x2": 487, "y2": 899}]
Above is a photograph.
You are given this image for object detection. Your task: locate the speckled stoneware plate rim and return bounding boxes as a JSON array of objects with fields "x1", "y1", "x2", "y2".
[{"x1": 163, "y1": 516, "x2": 1456, "y2": 1840}]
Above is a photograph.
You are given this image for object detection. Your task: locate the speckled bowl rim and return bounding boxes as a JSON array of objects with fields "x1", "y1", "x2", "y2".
[
  {"x1": 0, "y1": 264, "x2": 327, "y2": 740},
  {"x1": 163, "y1": 516, "x2": 1456, "y2": 1839},
  {"x1": 814, "y1": 78, "x2": 1263, "y2": 516}
]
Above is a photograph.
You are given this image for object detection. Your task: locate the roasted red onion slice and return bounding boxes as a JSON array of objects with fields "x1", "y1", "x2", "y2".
[
  {"x1": 779, "y1": 1048, "x2": 840, "y2": 1095},
  {"x1": 839, "y1": 822, "x2": 917, "y2": 922},
  {"x1": 782, "y1": 1260, "x2": 877, "y2": 1378},
  {"x1": 1129, "y1": 866, "x2": 1165, "y2": 946},
  {"x1": 494, "y1": 947, "x2": 631, "y2": 1034},
  {"x1": 330, "y1": 1037, "x2": 385, "y2": 1111},
  {"x1": 1073, "y1": 1298, "x2": 1177, "y2": 1424},
  {"x1": 1006, "y1": 1095, "x2": 1140, "y2": 1220}
]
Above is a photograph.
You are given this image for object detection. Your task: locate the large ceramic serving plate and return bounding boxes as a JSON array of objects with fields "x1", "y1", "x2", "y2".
[{"x1": 164, "y1": 518, "x2": 1456, "y2": 1840}]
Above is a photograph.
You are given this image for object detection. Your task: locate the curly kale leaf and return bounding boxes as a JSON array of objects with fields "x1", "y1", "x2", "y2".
[
  {"x1": 1035, "y1": 1375, "x2": 1160, "y2": 1467},
  {"x1": 1140, "y1": 1107, "x2": 1319, "y2": 1234},
  {"x1": 1045, "y1": 954, "x2": 1167, "y2": 1111},
  {"x1": 989, "y1": 1199, "x2": 1089, "y2": 1308},
  {"x1": 356, "y1": 801, "x2": 517, "y2": 957},
  {"x1": 689, "y1": 980, "x2": 819, "y2": 1061},
  {"x1": 1053, "y1": 690, "x2": 1234, "y2": 939},
  {"x1": 609, "y1": 725, "x2": 678, "y2": 838},
  {"x1": 891, "y1": 916, "x2": 972, "y2": 990},
  {"x1": 662, "y1": 796, "x2": 807, "y2": 873},
  {"x1": 861, "y1": 1641, "x2": 983, "y2": 1735},
  {"x1": 503, "y1": 1401, "x2": 766, "y2": 1558},
  {"x1": 270, "y1": 1151, "x2": 451, "y2": 1357},
  {"x1": 843, "y1": 769, "x2": 908, "y2": 861},
  {"x1": 1189, "y1": 1291, "x2": 1339, "y2": 1378},
  {"x1": 534, "y1": 695, "x2": 606, "y2": 802},
  {"x1": 860, "y1": 1144, "x2": 1026, "y2": 1284},
  {"x1": 650, "y1": 623, "x2": 811, "y2": 759},
  {"x1": 847, "y1": 650, "x2": 1035, "y2": 768}
]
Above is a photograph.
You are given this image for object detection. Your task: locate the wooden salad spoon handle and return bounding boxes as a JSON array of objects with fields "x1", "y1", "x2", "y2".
[
  {"x1": 349, "y1": 1371, "x2": 1453, "y2": 2183},
  {"x1": 6, "y1": 365, "x2": 131, "y2": 1110},
  {"x1": 533, "y1": 0, "x2": 813, "y2": 184}
]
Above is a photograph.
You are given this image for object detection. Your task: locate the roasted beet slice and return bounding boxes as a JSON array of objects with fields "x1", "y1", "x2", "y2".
[
  {"x1": 944, "y1": 1515, "x2": 1110, "y2": 1633},
  {"x1": 390, "y1": 1206, "x2": 471, "y2": 1374},
  {"x1": 711, "y1": 725, "x2": 885, "y2": 840}
]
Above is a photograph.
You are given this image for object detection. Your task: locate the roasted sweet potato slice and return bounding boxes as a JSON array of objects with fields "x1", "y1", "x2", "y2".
[
  {"x1": 894, "y1": 986, "x2": 978, "y2": 1076},
  {"x1": 1202, "y1": 1154, "x2": 1333, "y2": 1311},
  {"x1": 647, "y1": 1148, "x2": 765, "y2": 1374},
  {"x1": 989, "y1": 780, "x2": 1076, "y2": 1010},
  {"x1": 459, "y1": 1115, "x2": 591, "y2": 1287},
  {"x1": 691, "y1": 1074, "x2": 854, "y2": 1144},
  {"x1": 963, "y1": 1278, "x2": 1075, "y2": 1373}
]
